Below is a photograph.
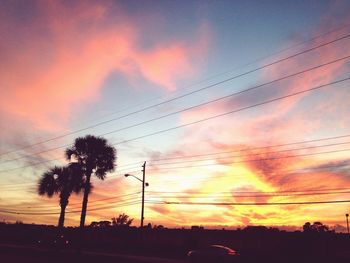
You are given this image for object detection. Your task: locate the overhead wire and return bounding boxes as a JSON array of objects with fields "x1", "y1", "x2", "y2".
[
  {"x1": 1, "y1": 32, "x2": 350, "y2": 158},
  {"x1": 154, "y1": 164, "x2": 350, "y2": 185},
  {"x1": 2, "y1": 24, "x2": 350, "y2": 222},
  {"x1": 0, "y1": 192, "x2": 143, "y2": 213},
  {"x1": 155, "y1": 200, "x2": 350, "y2": 206},
  {"x1": 144, "y1": 148, "x2": 350, "y2": 171},
  {"x1": 1, "y1": 139, "x2": 350, "y2": 190},
  {"x1": 1, "y1": 137, "x2": 350, "y2": 191},
  {"x1": 0, "y1": 201, "x2": 142, "y2": 215},
  {"x1": 112, "y1": 76, "x2": 350, "y2": 146},
  {"x1": 2, "y1": 73, "x2": 349, "y2": 173},
  {"x1": 0, "y1": 191, "x2": 142, "y2": 210},
  {"x1": 1, "y1": 30, "x2": 350, "y2": 216},
  {"x1": 2, "y1": 190, "x2": 350, "y2": 215},
  {"x1": 147, "y1": 141, "x2": 350, "y2": 167},
  {"x1": 146, "y1": 191, "x2": 350, "y2": 199},
  {"x1": 0, "y1": 166, "x2": 142, "y2": 189},
  {"x1": 143, "y1": 134, "x2": 350, "y2": 162},
  {"x1": 90, "y1": 21, "x2": 349, "y2": 129},
  {"x1": 147, "y1": 187, "x2": 350, "y2": 194},
  {"x1": 3, "y1": 198, "x2": 349, "y2": 215}
]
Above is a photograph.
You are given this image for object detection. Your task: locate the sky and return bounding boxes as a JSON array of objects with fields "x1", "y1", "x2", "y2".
[{"x1": 1, "y1": 0, "x2": 350, "y2": 231}]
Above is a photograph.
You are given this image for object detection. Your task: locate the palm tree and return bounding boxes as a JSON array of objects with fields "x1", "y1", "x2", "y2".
[
  {"x1": 38, "y1": 163, "x2": 84, "y2": 228},
  {"x1": 65, "y1": 135, "x2": 116, "y2": 228},
  {"x1": 111, "y1": 213, "x2": 134, "y2": 227}
]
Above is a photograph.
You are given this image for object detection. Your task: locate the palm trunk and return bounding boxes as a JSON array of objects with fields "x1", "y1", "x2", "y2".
[
  {"x1": 58, "y1": 197, "x2": 68, "y2": 229},
  {"x1": 58, "y1": 205, "x2": 67, "y2": 229},
  {"x1": 80, "y1": 173, "x2": 91, "y2": 228}
]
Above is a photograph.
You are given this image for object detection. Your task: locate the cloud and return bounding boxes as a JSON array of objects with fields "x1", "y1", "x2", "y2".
[
  {"x1": 231, "y1": 186, "x2": 272, "y2": 203},
  {"x1": 0, "y1": 1, "x2": 209, "y2": 136},
  {"x1": 176, "y1": 13, "x2": 350, "y2": 148},
  {"x1": 300, "y1": 159, "x2": 350, "y2": 175}
]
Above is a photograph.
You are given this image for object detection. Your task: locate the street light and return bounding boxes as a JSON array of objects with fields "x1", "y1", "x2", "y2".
[
  {"x1": 124, "y1": 161, "x2": 148, "y2": 227},
  {"x1": 346, "y1": 213, "x2": 349, "y2": 235}
]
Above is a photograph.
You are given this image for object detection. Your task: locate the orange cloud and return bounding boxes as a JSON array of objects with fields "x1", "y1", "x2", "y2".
[{"x1": 151, "y1": 15, "x2": 350, "y2": 226}]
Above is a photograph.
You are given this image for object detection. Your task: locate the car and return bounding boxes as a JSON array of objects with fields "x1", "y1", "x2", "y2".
[{"x1": 187, "y1": 245, "x2": 240, "y2": 263}]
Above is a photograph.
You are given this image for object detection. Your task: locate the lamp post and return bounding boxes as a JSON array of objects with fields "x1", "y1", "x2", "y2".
[
  {"x1": 346, "y1": 213, "x2": 349, "y2": 235},
  {"x1": 125, "y1": 161, "x2": 148, "y2": 227}
]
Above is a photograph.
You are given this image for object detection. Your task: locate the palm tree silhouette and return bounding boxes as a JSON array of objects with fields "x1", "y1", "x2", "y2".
[
  {"x1": 65, "y1": 135, "x2": 116, "y2": 228},
  {"x1": 38, "y1": 163, "x2": 84, "y2": 228}
]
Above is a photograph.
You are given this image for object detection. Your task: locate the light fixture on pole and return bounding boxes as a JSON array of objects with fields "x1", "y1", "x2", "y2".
[
  {"x1": 124, "y1": 161, "x2": 148, "y2": 227},
  {"x1": 346, "y1": 213, "x2": 349, "y2": 235}
]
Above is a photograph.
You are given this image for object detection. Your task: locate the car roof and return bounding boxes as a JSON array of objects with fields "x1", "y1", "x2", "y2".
[
  {"x1": 211, "y1": 245, "x2": 230, "y2": 249},
  {"x1": 210, "y1": 245, "x2": 237, "y2": 252}
]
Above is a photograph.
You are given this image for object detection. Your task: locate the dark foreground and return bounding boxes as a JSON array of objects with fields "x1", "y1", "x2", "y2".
[
  {"x1": 2, "y1": 243, "x2": 350, "y2": 263},
  {"x1": 1, "y1": 223, "x2": 350, "y2": 263},
  {"x1": 0, "y1": 244, "x2": 185, "y2": 263}
]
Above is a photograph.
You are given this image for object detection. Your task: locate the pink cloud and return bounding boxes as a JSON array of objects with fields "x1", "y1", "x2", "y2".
[
  {"x1": 0, "y1": 1, "x2": 209, "y2": 134},
  {"x1": 176, "y1": 14, "x2": 350, "y2": 147},
  {"x1": 134, "y1": 44, "x2": 196, "y2": 91}
]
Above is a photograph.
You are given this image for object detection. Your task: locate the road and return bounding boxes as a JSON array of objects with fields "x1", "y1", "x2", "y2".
[{"x1": 0, "y1": 244, "x2": 186, "y2": 263}]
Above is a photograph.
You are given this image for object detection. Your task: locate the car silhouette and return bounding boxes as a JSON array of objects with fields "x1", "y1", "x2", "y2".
[{"x1": 187, "y1": 245, "x2": 239, "y2": 263}]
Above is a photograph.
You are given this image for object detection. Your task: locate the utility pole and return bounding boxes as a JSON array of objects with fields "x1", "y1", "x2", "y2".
[
  {"x1": 346, "y1": 213, "x2": 349, "y2": 235},
  {"x1": 124, "y1": 161, "x2": 148, "y2": 228},
  {"x1": 141, "y1": 161, "x2": 146, "y2": 228}
]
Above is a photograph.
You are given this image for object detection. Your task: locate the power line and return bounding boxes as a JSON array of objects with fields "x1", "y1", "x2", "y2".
[
  {"x1": 3, "y1": 198, "x2": 350, "y2": 216},
  {"x1": 145, "y1": 135, "x2": 350, "y2": 162},
  {"x1": 0, "y1": 197, "x2": 142, "y2": 213},
  {"x1": 0, "y1": 156, "x2": 143, "y2": 174},
  {"x1": 6, "y1": 188, "x2": 350, "y2": 212},
  {"x1": 1, "y1": 145, "x2": 349, "y2": 191},
  {"x1": 5, "y1": 187, "x2": 350, "y2": 211},
  {"x1": 0, "y1": 167, "x2": 140, "y2": 189},
  {"x1": 0, "y1": 192, "x2": 141, "y2": 210},
  {"x1": 145, "y1": 148, "x2": 350, "y2": 171},
  {"x1": 147, "y1": 187, "x2": 350, "y2": 194},
  {"x1": 2, "y1": 189, "x2": 350, "y2": 215},
  {"x1": 6, "y1": 189, "x2": 350, "y2": 211},
  {"x1": 148, "y1": 160, "x2": 350, "y2": 185},
  {"x1": 9, "y1": 74, "x2": 336, "y2": 174},
  {"x1": 98, "y1": 55, "x2": 350, "y2": 138},
  {"x1": 1, "y1": 75, "x2": 349, "y2": 173},
  {"x1": 83, "y1": 23, "x2": 350, "y2": 134},
  {"x1": 196, "y1": 22, "x2": 350, "y2": 86},
  {"x1": 4, "y1": 53, "x2": 349, "y2": 166},
  {"x1": 2, "y1": 32, "x2": 350, "y2": 158},
  {"x1": 155, "y1": 199, "x2": 350, "y2": 206},
  {"x1": 14, "y1": 23, "x2": 350, "y2": 160},
  {"x1": 148, "y1": 141, "x2": 350, "y2": 166},
  {"x1": 2, "y1": 47, "x2": 349, "y2": 168},
  {"x1": 0, "y1": 200, "x2": 142, "y2": 215},
  {"x1": 4, "y1": 108, "x2": 350, "y2": 172},
  {"x1": 112, "y1": 77, "x2": 350, "y2": 146},
  {"x1": 146, "y1": 190, "x2": 350, "y2": 199}
]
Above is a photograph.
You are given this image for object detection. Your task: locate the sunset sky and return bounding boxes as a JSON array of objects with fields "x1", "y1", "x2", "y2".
[{"x1": 1, "y1": 0, "x2": 350, "y2": 231}]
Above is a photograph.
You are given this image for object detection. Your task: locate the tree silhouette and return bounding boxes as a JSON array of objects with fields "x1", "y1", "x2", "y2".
[
  {"x1": 65, "y1": 135, "x2": 116, "y2": 228},
  {"x1": 303, "y1": 221, "x2": 330, "y2": 233},
  {"x1": 38, "y1": 163, "x2": 84, "y2": 228},
  {"x1": 90, "y1": 220, "x2": 111, "y2": 228},
  {"x1": 111, "y1": 213, "x2": 134, "y2": 227}
]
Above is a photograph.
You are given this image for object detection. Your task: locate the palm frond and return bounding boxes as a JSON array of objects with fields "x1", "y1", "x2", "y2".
[{"x1": 38, "y1": 168, "x2": 59, "y2": 197}]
